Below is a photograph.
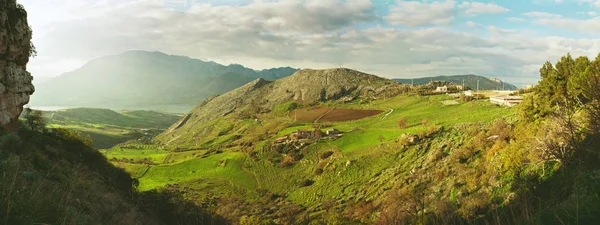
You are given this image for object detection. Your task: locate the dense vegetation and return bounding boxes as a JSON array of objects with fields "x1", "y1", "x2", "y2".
[
  {"x1": 0, "y1": 119, "x2": 228, "y2": 225},
  {"x1": 30, "y1": 51, "x2": 298, "y2": 113}
]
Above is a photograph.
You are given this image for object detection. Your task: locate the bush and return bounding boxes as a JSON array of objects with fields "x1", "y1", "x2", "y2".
[
  {"x1": 398, "y1": 118, "x2": 408, "y2": 129},
  {"x1": 314, "y1": 168, "x2": 324, "y2": 175},
  {"x1": 320, "y1": 151, "x2": 334, "y2": 159},
  {"x1": 300, "y1": 179, "x2": 314, "y2": 187}
]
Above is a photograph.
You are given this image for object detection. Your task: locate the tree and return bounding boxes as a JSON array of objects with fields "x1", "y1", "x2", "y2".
[{"x1": 23, "y1": 108, "x2": 46, "y2": 132}]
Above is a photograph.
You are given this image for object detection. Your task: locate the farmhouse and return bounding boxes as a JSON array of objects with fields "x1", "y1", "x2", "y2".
[
  {"x1": 291, "y1": 129, "x2": 313, "y2": 140},
  {"x1": 275, "y1": 128, "x2": 344, "y2": 145},
  {"x1": 489, "y1": 95, "x2": 524, "y2": 107}
]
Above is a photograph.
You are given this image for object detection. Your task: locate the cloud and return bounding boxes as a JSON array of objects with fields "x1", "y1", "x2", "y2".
[
  {"x1": 579, "y1": 0, "x2": 600, "y2": 8},
  {"x1": 385, "y1": 0, "x2": 456, "y2": 27},
  {"x1": 524, "y1": 11, "x2": 600, "y2": 34},
  {"x1": 18, "y1": 0, "x2": 600, "y2": 86},
  {"x1": 506, "y1": 17, "x2": 525, "y2": 22},
  {"x1": 523, "y1": 11, "x2": 564, "y2": 18},
  {"x1": 459, "y1": 1, "x2": 509, "y2": 15}
]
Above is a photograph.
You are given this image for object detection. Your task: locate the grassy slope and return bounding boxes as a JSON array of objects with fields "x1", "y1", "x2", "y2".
[
  {"x1": 105, "y1": 94, "x2": 518, "y2": 222},
  {"x1": 41, "y1": 108, "x2": 181, "y2": 149}
]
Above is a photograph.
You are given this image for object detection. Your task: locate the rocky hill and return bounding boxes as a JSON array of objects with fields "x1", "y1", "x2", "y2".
[
  {"x1": 29, "y1": 51, "x2": 298, "y2": 112},
  {"x1": 156, "y1": 68, "x2": 408, "y2": 147},
  {"x1": 393, "y1": 74, "x2": 517, "y2": 90},
  {"x1": 0, "y1": 0, "x2": 34, "y2": 129}
]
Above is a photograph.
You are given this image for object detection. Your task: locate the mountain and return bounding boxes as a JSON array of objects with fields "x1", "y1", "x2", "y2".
[
  {"x1": 393, "y1": 74, "x2": 517, "y2": 90},
  {"x1": 155, "y1": 68, "x2": 408, "y2": 148},
  {"x1": 29, "y1": 51, "x2": 299, "y2": 113}
]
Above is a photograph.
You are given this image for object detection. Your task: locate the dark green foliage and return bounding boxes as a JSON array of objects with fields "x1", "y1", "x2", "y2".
[
  {"x1": 0, "y1": 124, "x2": 226, "y2": 225},
  {"x1": 320, "y1": 151, "x2": 334, "y2": 159},
  {"x1": 22, "y1": 108, "x2": 46, "y2": 132}
]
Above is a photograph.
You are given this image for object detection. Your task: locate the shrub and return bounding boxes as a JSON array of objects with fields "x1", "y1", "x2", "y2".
[
  {"x1": 320, "y1": 151, "x2": 334, "y2": 159},
  {"x1": 398, "y1": 118, "x2": 408, "y2": 129},
  {"x1": 314, "y1": 168, "x2": 324, "y2": 175},
  {"x1": 300, "y1": 179, "x2": 314, "y2": 187}
]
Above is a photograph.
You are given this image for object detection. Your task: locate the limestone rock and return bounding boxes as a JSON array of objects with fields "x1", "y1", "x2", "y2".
[{"x1": 0, "y1": 0, "x2": 34, "y2": 128}]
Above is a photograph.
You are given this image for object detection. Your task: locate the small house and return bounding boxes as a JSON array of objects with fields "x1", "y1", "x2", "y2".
[
  {"x1": 489, "y1": 95, "x2": 524, "y2": 107},
  {"x1": 291, "y1": 129, "x2": 313, "y2": 140},
  {"x1": 435, "y1": 86, "x2": 448, "y2": 93}
]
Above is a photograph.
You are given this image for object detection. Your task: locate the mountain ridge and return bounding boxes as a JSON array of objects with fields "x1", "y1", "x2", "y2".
[{"x1": 29, "y1": 50, "x2": 299, "y2": 112}]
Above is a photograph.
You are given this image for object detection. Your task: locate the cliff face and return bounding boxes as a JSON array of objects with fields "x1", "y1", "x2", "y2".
[{"x1": 0, "y1": 0, "x2": 34, "y2": 128}]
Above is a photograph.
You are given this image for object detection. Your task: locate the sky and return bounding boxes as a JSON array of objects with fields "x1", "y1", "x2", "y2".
[{"x1": 18, "y1": 0, "x2": 600, "y2": 86}]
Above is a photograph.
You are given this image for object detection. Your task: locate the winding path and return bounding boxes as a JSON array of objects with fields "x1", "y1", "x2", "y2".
[{"x1": 381, "y1": 108, "x2": 394, "y2": 120}]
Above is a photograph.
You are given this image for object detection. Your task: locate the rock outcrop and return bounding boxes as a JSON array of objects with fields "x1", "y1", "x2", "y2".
[{"x1": 0, "y1": 0, "x2": 34, "y2": 128}]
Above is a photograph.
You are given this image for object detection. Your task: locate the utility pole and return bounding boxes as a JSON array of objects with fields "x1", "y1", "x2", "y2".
[
  {"x1": 462, "y1": 79, "x2": 465, "y2": 91},
  {"x1": 412, "y1": 78, "x2": 414, "y2": 86},
  {"x1": 477, "y1": 80, "x2": 479, "y2": 93}
]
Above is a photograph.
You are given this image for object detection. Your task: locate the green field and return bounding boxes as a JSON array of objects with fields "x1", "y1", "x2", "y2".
[
  {"x1": 104, "y1": 95, "x2": 517, "y2": 209},
  {"x1": 36, "y1": 108, "x2": 181, "y2": 148}
]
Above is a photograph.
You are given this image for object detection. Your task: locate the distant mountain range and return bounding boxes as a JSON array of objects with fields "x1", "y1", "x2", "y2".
[
  {"x1": 393, "y1": 74, "x2": 517, "y2": 90},
  {"x1": 29, "y1": 51, "x2": 299, "y2": 113}
]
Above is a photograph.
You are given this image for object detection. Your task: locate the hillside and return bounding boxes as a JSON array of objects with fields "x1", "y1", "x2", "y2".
[
  {"x1": 29, "y1": 51, "x2": 299, "y2": 113},
  {"x1": 393, "y1": 74, "x2": 517, "y2": 90},
  {"x1": 0, "y1": 122, "x2": 227, "y2": 224},
  {"x1": 37, "y1": 108, "x2": 180, "y2": 149},
  {"x1": 155, "y1": 68, "x2": 409, "y2": 148},
  {"x1": 103, "y1": 54, "x2": 600, "y2": 224}
]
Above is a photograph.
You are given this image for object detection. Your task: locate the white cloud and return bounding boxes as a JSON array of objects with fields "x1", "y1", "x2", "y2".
[
  {"x1": 523, "y1": 11, "x2": 564, "y2": 18},
  {"x1": 527, "y1": 14, "x2": 600, "y2": 34},
  {"x1": 16, "y1": 0, "x2": 600, "y2": 86},
  {"x1": 579, "y1": 0, "x2": 600, "y2": 8},
  {"x1": 506, "y1": 17, "x2": 525, "y2": 22},
  {"x1": 385, "y1": 0, "x2": 456, "y2": 27},
  {"x1": 459, "y1": 1, "x2": 509, "y2": 15},
  {"x1": 465, "y1": 21, "x2": 480, "y2": 27}
]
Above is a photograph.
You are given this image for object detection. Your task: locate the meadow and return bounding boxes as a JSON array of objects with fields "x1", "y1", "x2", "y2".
[{"x1": 102, "y1": 94, "x2": 517, "y2": 217}]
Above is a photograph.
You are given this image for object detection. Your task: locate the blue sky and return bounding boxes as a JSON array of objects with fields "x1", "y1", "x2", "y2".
[{"x1": 18, "y1": 0, "x2": 600, "y2": 86}]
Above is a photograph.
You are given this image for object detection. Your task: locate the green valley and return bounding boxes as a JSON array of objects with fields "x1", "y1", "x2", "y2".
[{"x1": 33, "y1": 108, "x2": 181, "y2": 149}]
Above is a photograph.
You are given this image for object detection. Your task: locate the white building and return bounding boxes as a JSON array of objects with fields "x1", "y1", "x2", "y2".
[
  {"x1": 489, "y1": 95, "x2": 524, "y2": 107},
  {"x1": 435, "y1": 86, "x2": 448, "y2": 93}
]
